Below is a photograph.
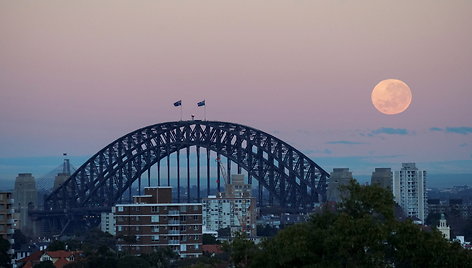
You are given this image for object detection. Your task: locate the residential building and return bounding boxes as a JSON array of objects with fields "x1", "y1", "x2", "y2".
[
  {"x1": 327, "y1": 168, "x2": 353, "y2": 203},
  {"x1": 0, "y1": 192, "x2": 15, "y2": 257},
  {"x1": 100, "y1": 212, "x2": 116, "y2": 236},
  {"x1": 17, "y1": 250, "x2": 82, "y2": 268},
  {"x1": 13, "y1": 173, "x2": 37, "y2": 234},
  {"x1": 393, "y1": 163, "x2": 427, "y2": 223},
  {"x1": 115, "y1": 187, "x2": 202, "y2": 257},
  {"x1": 202, "y1": 174, "x2": 257, "y2": 237},
  {"x1": 371, "y1": 168, "x2": 393, "y2": 191}
]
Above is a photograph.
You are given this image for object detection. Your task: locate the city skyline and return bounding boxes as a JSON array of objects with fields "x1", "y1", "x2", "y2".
[{"x1": 1, "y1": 1, "x2": 471, "y2": 186}]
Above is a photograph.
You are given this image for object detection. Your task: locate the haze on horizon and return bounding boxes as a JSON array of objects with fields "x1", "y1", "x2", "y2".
[{"x1": 0, "y1": 1, "x2": 471, "y2": 185}]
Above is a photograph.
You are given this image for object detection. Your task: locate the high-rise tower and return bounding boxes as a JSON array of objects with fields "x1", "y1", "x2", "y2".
[
  {"x1": 393, "y1": 163, "x2": 427, "y2": 223},
  {"x1": 327, "y1": 168, "x2": 353, "y2": 203},
  {"x1": 13, "y1": 173, "x2": 37, "y2": 234},
  {"x1": 371, "y1": 168, "x2": 393, "y2": 191}
]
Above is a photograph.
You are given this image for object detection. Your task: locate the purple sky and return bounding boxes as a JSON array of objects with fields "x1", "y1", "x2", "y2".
[{"x1": 1, "y1": 1, "x2": 471, "y2": 184}]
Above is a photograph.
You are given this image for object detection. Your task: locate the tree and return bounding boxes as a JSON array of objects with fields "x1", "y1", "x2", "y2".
[
  {"x1": 141, "y1": 247, "x2": 178, "y2": 268},
  {"x1": 202, "y1": 234, "x2": 219, "y2": 245},
  {"x1": 33, "y1": 260, "x2": 55, "y2": 268},
  {"x1": 217, "y1": 227, "x2": 231, "y2": 238},
  {"x1": 0, "y1": 237, "x2": 10, "y2": 268},
  {"x1": 12, "y1": 229, "x2": 28, "y2": 250},
  {"x1": 256, "y1": 224, "x2": 278, "y2": 237},
  {"x1": 47, "y1": 240, "x2": 66, "y2": 251},
  {"x1": 250, "y1": 180, "x2": 472, "y2": 267},
  {"x1": 223, "y1": 232, "x2": 258, "y2": 268},
  {"x1": 117, "y1": 255, "x2": 151, "y2": 268},
  {"x1": 63, "y1": 260, "x2": 89, "y2": 268}
]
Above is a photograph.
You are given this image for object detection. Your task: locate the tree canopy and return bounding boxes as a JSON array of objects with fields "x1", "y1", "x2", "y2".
[{"x1": 237, "y1": 180, "x2": 472, "y2": 268}]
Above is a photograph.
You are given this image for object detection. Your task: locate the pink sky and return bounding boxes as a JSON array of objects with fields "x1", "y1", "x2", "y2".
[{"x1": 0, "y1": 1, "x2": 471, "y2": 179}]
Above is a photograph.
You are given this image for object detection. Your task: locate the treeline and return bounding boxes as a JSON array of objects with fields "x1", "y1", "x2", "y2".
[{"x1": 224, "y1": 181, "x2": 472, "y2": 268}]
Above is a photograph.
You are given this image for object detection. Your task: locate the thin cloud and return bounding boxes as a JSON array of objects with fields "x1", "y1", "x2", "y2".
[
  {"x1": 371, "y1": 128, "x2": 409, "y2": 135},
  {"x1": 445, "y1": 127, "x2": 472, "y2": 135},
  {"x1": 326, "y1": 140, "x2": 366, "y2": 145},
  {"x1": 429, "y1": 126, "x2": 472, "y2": 135}
]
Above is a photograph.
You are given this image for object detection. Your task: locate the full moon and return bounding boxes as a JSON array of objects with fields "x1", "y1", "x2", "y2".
[{"x1": 371, "y1": 79, "x2": 412, "y2": 115}]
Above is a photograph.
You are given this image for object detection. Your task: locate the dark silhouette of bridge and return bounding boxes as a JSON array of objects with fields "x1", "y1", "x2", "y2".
[{"x1": 32, "y1": 120, "x2": 330, "y2": 234}]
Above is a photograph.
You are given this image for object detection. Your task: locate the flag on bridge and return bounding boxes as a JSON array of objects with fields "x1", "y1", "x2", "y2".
[
  {"x1": 173, "y1": 100, "x2": 182, "y2": 107},
  {"x1": 197, "y1": 100, "x2": 205, "y2": 107}
]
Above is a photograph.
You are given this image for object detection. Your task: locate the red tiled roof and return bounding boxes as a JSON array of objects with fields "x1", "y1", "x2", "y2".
[
  {"x1": 17, "y1": 250, "x2": 44, "y2": 263},
  {"x1": 45, "y1": 250, "x2": 75, "y2": 258},
  {"x1": 18, "y1": 250, "x2": 82, "y2": 268},
  {"x1": 53, "y1": 257, "x2": 69, "y2": 268},
  {"x1": 202, "y1": 244, "x2": 223, "y2": 254}
]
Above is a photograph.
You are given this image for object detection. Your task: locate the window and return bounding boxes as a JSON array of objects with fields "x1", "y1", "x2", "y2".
[
  {"x1": 193, "y1": 215, "x2": 198, "y2": 220},
  {"x1": 180, "y1": 206, "x2": 187, "y2": 212},
  {"x1": 118, "y1": 206, "x2": 124, "y2": 212},
  {"x1": 151, "y1": 215, "x2": 159, "y2": 222},
  {"x1": 194, "y1": 225, "x2": 199, "y2": 230},
  {"x1": 118, "y1": 226, "x2": 123, "y2": 231},
  {"x1": 152, "y1": 206, "x2": 159, "y2": 212},
  {"x1": 152, "y1": 226, "x2": 159, "y2": 232},
  {"x1": 136, "y1": 206, "x2": 140, "y2": 212},
  {"x1": 152, "y1": 235, "x2": 159, "y2": 241}
]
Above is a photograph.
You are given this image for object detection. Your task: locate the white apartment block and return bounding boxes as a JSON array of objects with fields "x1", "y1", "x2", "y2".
[
  {"x1": 100, "y1": 211, "x2": 116, "y2": 236},
  {"x1": 202, "y1": 174, "x2": 256, "y2": 237},
  {"x1": 393, "y1": 163, "x2": 427, "y2": 223}
]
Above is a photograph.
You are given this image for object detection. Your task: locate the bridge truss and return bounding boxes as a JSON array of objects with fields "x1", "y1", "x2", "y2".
[{"x1": 37, "y1": 121, "x2": 330, "y2": 233}]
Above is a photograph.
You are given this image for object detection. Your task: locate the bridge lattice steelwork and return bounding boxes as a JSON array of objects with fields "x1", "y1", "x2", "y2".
[{"x1": 39, "y1": 121, "x2": 330, "y2": 233}]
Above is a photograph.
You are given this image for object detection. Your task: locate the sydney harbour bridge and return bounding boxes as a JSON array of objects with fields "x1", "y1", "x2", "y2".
[{"x1": 32, "y1": 120, "x2": 330, "y2": 234}]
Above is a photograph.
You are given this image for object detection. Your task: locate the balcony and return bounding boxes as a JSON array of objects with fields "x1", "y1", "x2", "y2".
[
  {"x1": 168, "y1": 220, "x2": 180, "y2": 225},
  {"x1": 7, "y1": 199, "x2": 14, "y2": 204},
  {"x1": 8, "y1": 209, "x2": 14, "y2": 214},
  {"x1": 168, "y1": 210, "x2": 180, "y2": 216},
  {"x1": 7, "y1": 229, "x2": 14, "y2": 235},
  {"x1": 7, "y1": 219, "x2": 14, "y2": 224},
  {"x1": 7, "y1": 249, "x2": 14, "y2": 255},
  {"x1": 8, "y1": 239, "x2": 14, "y2": 245}
]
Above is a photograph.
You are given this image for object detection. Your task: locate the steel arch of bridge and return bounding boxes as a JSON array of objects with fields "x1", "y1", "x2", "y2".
[{"x1": 45, "y1": 120, "x2": 330, "y2": 212}]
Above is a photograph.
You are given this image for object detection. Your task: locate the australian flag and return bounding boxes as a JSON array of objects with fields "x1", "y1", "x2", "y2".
[
  {"x1": 197, "y1": 100, "x2": 205, "y2": 107},
  {"x1": 173, "y1": 100, "x2": 182, "y2": 107}
]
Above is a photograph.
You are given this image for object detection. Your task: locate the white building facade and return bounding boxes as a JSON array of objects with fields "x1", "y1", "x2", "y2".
[
  {"x1": 100, "y1": 211, "x2": 116, "y2": 236},
  {"x1": 393, "y1": 163, "x2": 427, "y2": 223},
  {"x1": 202, "y1": 174, "x2": 256, "y2": 237}
]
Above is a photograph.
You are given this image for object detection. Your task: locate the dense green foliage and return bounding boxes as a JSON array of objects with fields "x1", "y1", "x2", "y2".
[
  {"x1": 223, "y1": 181, "x2": 472, "y2": 268},
  {"x1": 46, "y1": 240, "x2": 66, "y2": 251},
  {"x1": 202, "y1": 234, "x2": 219, "y2": 245},
  {"x1": 33, "y1": 260, "x2": 55, "y2": 268},
  {"x1": 0, "y1": 237, "x2": 10, "y2": 267},
  {"x1": 12, "y1": 229, "x2": 29, "y2": 250}
]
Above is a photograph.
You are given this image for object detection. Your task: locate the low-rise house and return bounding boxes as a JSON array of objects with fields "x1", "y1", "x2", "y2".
[{"x1": 17, "y1": 250, "x2": 82, "y2": 268}]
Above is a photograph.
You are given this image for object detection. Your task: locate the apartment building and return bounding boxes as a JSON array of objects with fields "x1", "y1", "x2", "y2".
[{"x1": 115, "y1": 187, "x2": 202, "y2": 257}]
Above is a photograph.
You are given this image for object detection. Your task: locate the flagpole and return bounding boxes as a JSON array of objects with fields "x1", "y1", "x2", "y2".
[{"x1": 180, "y1": 105, "x2": 183, "y2": 121}]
